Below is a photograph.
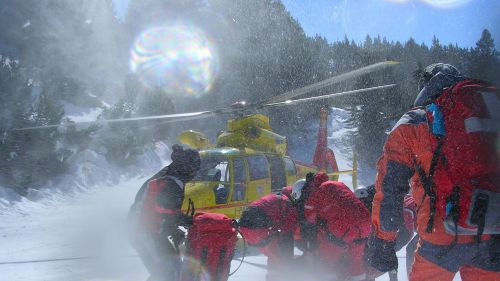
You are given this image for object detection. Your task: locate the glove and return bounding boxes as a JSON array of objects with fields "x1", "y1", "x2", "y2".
[
  {"x1": 171, "y1": 228, "x2": 186, "y2": 247},
  {"x1": 489, "y1": 235, "x2": 500, "y2": 264},
  {"x1": 365, "y1": 234, "x2": 398, "y2": 273},
  {"x1": 178, "y1": 214, "x2": 193, "y2": 227}
]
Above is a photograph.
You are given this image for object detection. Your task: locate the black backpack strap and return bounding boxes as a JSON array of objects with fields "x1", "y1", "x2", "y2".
[
  {"x1": 416, "y1": 137, "x2": 444, "y2": 233},
  {"x1": 470, "y1": 192, "x2": 490, "y2": 242},
  {"x1": 295, "y1": 173, "x2": 319, "y2": 252}
]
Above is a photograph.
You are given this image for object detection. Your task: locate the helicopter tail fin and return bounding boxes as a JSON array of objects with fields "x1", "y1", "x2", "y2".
[{"x1": 312, "y1": 108, "x2": 339, "y2": 173}]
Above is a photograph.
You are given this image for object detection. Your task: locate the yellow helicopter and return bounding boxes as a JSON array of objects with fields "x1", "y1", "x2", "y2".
[
  {"x1": 171, "y1": 61, "x2": 400, "y2": 218},
  {"x1": 178, "y1": 107, "x2": 347, "y2": 218},
  {"x1": 16, "y1": 61, "x2": 399, "y2": 219}
]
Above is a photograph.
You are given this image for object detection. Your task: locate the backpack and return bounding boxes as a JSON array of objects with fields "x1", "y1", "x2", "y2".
[
  {"x1": 181, "y1": 212, "x2": 238, "y2": 281},
  {"x1": 306, "y1": 181, "x2": 371, "y2": 245},
  {"x1": 238, "y1": 194, "x2": 297, "y2": 247},
  {"x1": 419, "y1": 79, "x2": 500, "y2": 238}
]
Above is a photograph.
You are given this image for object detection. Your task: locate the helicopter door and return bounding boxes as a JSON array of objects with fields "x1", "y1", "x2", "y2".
[
  {"x1": 231, "y1": 157, "x2": 247, "y2": 202},
  {"x1": 266, "y1": 155, "x2": 287, "y2": 192},
  {"x1": 283, "y1": 157, "x2": 297, "y2": 185},
  {"x1": 212, "y1": 160, "x2": 230, "y2": 204},
  {"x1": 193, "y1": 156, "x2": 230, "y2": 205},
  {"x1": 247, "y1": 155, "x2": 271, "y2": 200}
]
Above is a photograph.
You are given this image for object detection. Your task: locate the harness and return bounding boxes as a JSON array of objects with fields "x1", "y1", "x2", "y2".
[
  {"x1": 415, "y1": 95, "x2": 493, "y2": 257},
  {"x1": 415, "y1": 136, "x2": 444, "y2": 234}
]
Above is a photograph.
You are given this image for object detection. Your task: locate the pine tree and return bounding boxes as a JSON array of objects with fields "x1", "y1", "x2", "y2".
[
  {"x1": 469, "y1": 29, "x2": 499, "y2": 83},
  {"x1": 137, "y1": 88, "x2": 175, "y2": 142},
  {"x1": 0, "y1": 57, "x2": 69, "y2": 194}
]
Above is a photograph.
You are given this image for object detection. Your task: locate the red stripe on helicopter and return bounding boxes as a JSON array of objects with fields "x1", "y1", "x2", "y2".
[
  {"x1": 183, "y1": 201, "x2": 251, "y2": 212},
  {"x1": 294, "y1": 161, "x2": 317, "y2": 168}
]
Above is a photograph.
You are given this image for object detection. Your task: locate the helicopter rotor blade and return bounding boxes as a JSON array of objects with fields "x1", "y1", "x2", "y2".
[
  {"x1": 13, "y1": 111, "x2": 215, "y2": 131},
  {"x1": 263, "y1": 83, "x2": 398, "y2": 108},
  {"x1": 263, "y1": 61, "x2": 399, "y2": 104},
  {"x1": 13, "y1": 61, "x2": 400, "y2": 131}
]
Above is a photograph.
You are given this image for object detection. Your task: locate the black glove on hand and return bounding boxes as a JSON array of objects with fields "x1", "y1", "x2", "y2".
[
  {"x1": 178, "y1": 214, "x2": 193, "y2": 227},
  {"x1": 366, "y1": 234, "x2": 398, "y2": 273},
  {"x1": 171, "y1": 228, "x2": 186, "y2": 247},
  {"x1": 489, "y1": 235, "x2": 500, "y2": 264}
]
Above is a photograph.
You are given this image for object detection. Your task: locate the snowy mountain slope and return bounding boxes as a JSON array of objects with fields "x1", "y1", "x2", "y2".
[
  {"x1": 328, "y1": 107, "x2": 357, "y2": 189},
  {"x1": 62, "y1": 102, "x2": 104, "y2": 123}
]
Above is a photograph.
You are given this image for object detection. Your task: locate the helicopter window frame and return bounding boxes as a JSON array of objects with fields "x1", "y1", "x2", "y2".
[
  {"x1": 283, "y1": 157, "x2": 297, "y2": 176},
  {"x1": 192, "y1": 156, "x2": 230, "y2": 182},
  {"x1": 247, "y1": 154, "x2": 270, "y2": 181},
  {"x1": 231, "y1": 157, "x2": 247, "y2": 201},
  {"x1": 233, "y1": 157, "x2": 247, "y2": 183}
]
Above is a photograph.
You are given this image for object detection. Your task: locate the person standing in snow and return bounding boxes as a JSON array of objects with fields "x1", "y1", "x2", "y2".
[
  {"x1": 238, "y1": 187, "x2": 298, "y2": 281},
  {"x1": 367, "y1": 63, "x2": 500, "y2": 281},
  {"x1": 128, "y1": 144, "x2": 201, "y2": 281},
  {"x1": 295, "y1": 172, "x2": 373, "y2": 281},
  {"x1": 355, "y1": 185, "x2": 418, "y2": 278}
]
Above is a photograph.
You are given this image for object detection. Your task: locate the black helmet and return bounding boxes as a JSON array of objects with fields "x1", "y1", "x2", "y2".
[
  {"x1": 414, "y1": 63, "x2": 465, "y2": 107},
  {"x1": 354, "y1": 185, "x2": 376, "y2": 212},
  {"x1": 168, "y1": 144, "x2": 201, "y2": 183}
]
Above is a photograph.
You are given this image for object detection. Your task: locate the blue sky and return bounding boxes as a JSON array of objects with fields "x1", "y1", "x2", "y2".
[{"x1": 114, "y1": 0, "x2": 500, "y2": 48}]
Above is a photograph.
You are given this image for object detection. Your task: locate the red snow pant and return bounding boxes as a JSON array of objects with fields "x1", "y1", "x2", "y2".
[
  {"x1": 313, "y1": 234, "x2": 370, "y2": 281},
  {"x1": 261, "y1": 232, "x2": 294, "y2": 281},
  {"x1": 409, "y1": 239, "x2": 500, "y2": 281},
  {"x1": 239, "y1": 227, "x2": 295, "y2": 281}
]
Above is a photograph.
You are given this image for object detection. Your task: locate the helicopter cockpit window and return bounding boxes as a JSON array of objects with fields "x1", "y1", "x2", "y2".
[
  {"x1": 247, "y1": 155, "x2": 270, "y2": 180},
  {"x1": 232, "y1": 157, "x2": 247, "y2": 201},
  {"x1": 192, "y1": 157, "x2": 229, "y2": 182},
  {"x1": 284, "y1": 157, "x2": 296, "y2": 176}
]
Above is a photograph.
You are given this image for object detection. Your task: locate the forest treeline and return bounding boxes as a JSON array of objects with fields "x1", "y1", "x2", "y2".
[{"x1": 0, "y1": 0, "x2": 498, "y2": 194}]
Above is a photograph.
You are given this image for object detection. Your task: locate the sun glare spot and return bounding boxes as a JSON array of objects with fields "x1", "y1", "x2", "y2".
[
  {"x1": 386, "y1": 0, "x2": 410, "y2": 3},
  {"x1": 130, "y1": 25, "x2": 219, "y2": 97},
  {"x1": 421, "y1": 0, "x2": 472, "y2": 8},
  {"x1": 385, "y1": 0, "x2": 471, "y2": 8}
]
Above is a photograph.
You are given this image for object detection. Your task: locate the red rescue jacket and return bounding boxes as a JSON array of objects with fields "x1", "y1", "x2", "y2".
[
  {"x1": 305, "y1": 180, "x2": 371, "y2": 244},
  {"x1": 129, "y1": 174, "x2": 185, "y2": 234},
  {"x1": 304, "y1": 177, "x2": 371, "y2": 277},
  {"x1": 373, "y1": 80, "x2": 499, "y2": 245},
  {"x1": 239, "y1": 193, "x2": 297, "y2": 262}
]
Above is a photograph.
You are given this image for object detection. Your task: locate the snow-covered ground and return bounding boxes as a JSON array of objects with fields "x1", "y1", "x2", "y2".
[
  {"x1": 0, "y1": 176, "x2": 268, "y2": 281},
  {"x1": 0, "y1": 109, "x2": 462, "y2": 281},
  {"x1": 0, "y1": 175, "x2": 401, "y2": 281},
  {"x1": 0, "y1": 177, "x2": 144, "y2": 281}
]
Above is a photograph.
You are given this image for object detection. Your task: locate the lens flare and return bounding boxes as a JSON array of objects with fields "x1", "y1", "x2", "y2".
[
  {"x1": 420, "y1": 0, "x2": 472, "y2": 8},
  {"x1": 130, "y1": 25, "x2": 218, "y2": 97}
]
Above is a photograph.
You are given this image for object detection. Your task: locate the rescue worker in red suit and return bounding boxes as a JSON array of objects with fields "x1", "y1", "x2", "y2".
[
  {"x1": 355, "y1": 185, "x2": 418, "y2": 278},
  {"x1": 367, "y1": 63, "x2": 500, "y2": 281},
  {"x1": 296, "y1": 172, "x2": 372, "y2": 281},
  {"x1": 238, "y1": 187, "x2": 298, "y2": 281},
  {"x1": 128, "y1": 144, "x2": 201, "y2": 281}
]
